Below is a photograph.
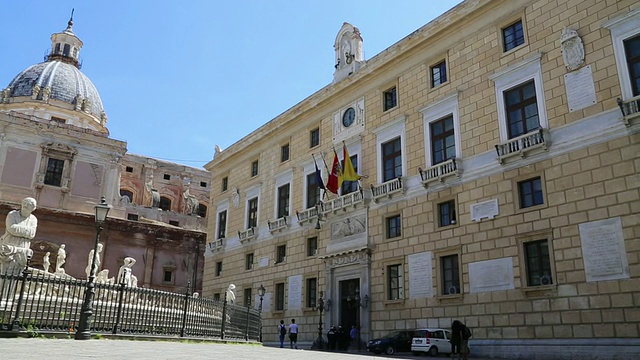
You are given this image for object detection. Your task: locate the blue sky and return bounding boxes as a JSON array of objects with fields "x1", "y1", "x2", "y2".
[{"x1": 1, "y1": 1, "x2": 462, "y2": 168}]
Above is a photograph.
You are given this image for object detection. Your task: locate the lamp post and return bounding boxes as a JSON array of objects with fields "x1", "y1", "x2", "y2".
[
  {"x1": 75, "y1": 196, "x2": 111, "y2": 340},
  {"x1": 257, "y1": 284, "x2": 265, "y2": 342},
  {"x1": 312, "y1": 290, "x2": 325, "y2": 350}
]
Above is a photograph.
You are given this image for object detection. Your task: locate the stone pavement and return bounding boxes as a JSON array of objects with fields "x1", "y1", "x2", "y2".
[{"x1": 0, "y1": 338, "x2": 498, "y2": 360}]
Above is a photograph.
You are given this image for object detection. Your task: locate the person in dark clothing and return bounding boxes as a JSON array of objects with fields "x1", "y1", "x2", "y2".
[
  {"x1": 327, "y1": 325, "x2": 337, "y2": 351},
  {"x1": 450, "y1": 320, "x2": 468, "y2": 360},
  {"x1": 336, "y1": 325, "x2": 347, "y2": 350}
]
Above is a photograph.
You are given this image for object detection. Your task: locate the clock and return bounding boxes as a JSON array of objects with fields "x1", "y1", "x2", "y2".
[{"x1": 342, "y1": 107, "x2": 355, "y2": 128}]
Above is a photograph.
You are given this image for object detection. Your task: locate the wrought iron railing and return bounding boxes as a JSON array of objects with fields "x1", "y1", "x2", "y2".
[{"x1": 0, "y1": 267, "x2": 260, "y2": 341}]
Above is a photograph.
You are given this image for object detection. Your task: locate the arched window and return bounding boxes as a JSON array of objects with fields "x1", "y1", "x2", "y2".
[
  {"x1": 55, "y1": 43, "x2": 61, "y2": 54},
  {"x1": 197, "y1": 204, "x2": 207, "y2": 218},
  {"x1": 120, "y1": 189, "x2": 133, "y2": 203},
  {"x1": 63, "y1": 44, "x2": 71, "y2": 56},
  {"x1": 159, "y1": 197, "x2": 171, "y2": 211}
]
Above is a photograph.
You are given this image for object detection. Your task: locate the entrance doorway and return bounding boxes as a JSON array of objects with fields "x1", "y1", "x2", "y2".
[{"x1": 339, "y1": 278, "x2": 359, "y2": 329}]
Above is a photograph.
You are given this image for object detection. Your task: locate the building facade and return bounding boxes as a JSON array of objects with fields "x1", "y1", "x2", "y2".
[
  {"x1": 0, "y1": 18, "x2": 208, "y2": 292},
  {"x1": 203, "y1": 0, "x2": 639, "y2": 358}
]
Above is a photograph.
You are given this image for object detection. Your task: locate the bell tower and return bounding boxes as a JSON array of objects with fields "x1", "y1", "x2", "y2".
[{"x1": 333, "y1": 23, "x2": 364, "y2": 83}]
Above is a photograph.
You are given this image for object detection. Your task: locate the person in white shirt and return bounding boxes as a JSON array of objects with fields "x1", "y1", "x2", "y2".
[{"x1": 288, "y1": 318, "x2": 299, "y2": 349}]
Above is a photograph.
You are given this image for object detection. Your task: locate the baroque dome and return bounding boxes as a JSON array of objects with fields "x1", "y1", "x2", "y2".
[
  {"x1": 6, "y1": 61, "x2": 105, "y2": 119},
  {"x1": 0, "y1": 17, "x2": 108, "y2": 133}
]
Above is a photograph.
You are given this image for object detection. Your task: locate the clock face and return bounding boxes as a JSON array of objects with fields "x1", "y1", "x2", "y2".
[{"x1": 342, "y1": 107, "x2": 356, "y2": 128}]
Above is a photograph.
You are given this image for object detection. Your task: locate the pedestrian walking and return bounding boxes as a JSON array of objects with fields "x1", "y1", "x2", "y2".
[
  {"x1": 278, "y1": 320, "x2": 286, "y2": 348},
  {"x1": 289, "y1": 318, "x2": 299, "y2": 349}
]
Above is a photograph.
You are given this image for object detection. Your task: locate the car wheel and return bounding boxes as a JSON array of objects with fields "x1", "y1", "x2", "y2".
[
  {"x1": 428, "y1": 346, "x2": 438, "y2": 357},
  {"x1": 385, "y1": 346, "x2": 396, "y2": 355}
]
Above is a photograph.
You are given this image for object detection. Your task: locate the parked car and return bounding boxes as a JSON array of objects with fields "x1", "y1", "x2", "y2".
[
  {"x1": 367, "y1": 330, "x2": 416, "y2": 355},
  {"x1": 411, "y1": 328, "x2": 452, "y2": 356}
]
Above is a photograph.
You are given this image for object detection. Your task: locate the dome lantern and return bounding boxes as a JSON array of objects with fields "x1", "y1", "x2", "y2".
[{"x1": 47, "y1": 9, "x2": 83, "y2": 69}]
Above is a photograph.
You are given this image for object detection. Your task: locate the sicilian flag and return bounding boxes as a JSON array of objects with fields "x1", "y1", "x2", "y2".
[
  {"x1": 313, "y1": 157, "x2": 326, "y2": 190},
  {"x1": 326, "y1": 149, "x2": 343, "y2": 194},
  {"x1": 342, "y1": 145, "x2": 361, "y2": 182}
]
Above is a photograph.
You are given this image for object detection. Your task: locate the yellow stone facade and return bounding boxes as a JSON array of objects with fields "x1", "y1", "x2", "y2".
[{"x1": 204, "y1": 0, "x2": 639, "y2": 357}]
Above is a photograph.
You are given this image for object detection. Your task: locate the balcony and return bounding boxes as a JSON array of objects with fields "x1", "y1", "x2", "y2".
[
  {"x1": 268, "y1": 216, "x2": 289, "y2": 233},
  {"x1": 419, "y1": 158, "x2": 460, "y2": 188},
  {"x1": 208, "y1": 238, "x2": 224, "y2": 252},
  {"x1": 324, "y1": 188, "x2": 364, "y2": 212},
  {"x1": 495, "y1": 129, "x2": 548, "y2": 164},
  {"x1": 296, "y1": 206, "x2": 321, "y2": 224},
  {"x1": 370, "y1": 177, "x2": 404, "y2": 203},
  {"x1": 617, "y1": 96, "x2": 640, "y2": 127},
  {"x1": 238, "y1": 227, "x2": 256, "y2": 244}
]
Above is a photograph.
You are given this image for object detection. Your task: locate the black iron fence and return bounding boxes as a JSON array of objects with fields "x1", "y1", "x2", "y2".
[{"x1": 0, "y1": 266, "x2": 261, "y2": 340}]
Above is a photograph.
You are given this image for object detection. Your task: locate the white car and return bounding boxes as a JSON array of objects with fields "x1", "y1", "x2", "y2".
[{"x1": 411, "y1": 328, "x2": 452, "y2": 357}]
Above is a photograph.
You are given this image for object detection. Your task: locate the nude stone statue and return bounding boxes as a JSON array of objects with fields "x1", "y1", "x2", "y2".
[
  {"x1": 85, "y1": 243, "x2": 103, "y2": 279},
  {"x1": 226, "y1": 284, "x2": 236, "y2": 304},
  {"x1": 43, "y1": 251, "x2": 51, "y2": 273},
  {"x1": 0, "y1": 197, "x2": 38, "y2": 275},
  {"x1": 56, "y1": 244, "x2": 66, "y2": 274},
  {"x1": 117, "y1": 257, "x2": 137, "y2": 286}
]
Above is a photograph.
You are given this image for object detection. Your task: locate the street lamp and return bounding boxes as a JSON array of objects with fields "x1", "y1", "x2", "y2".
[
  {"x1": 75, "y1": 196, "x2": 111, "y2": 340},
  {"x1": 312, "y1": 290, "x2": 326, "y2": 350},
  {"x1": 257, "y1": 284, "x2": 266, "y2": 342}
]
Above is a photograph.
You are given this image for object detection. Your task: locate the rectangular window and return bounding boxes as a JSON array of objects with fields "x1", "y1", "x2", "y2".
[
  {"x1": 247, "y1": 198, "x2": 258, "y2": 228},
  {"x1": 624, "y1": 34, "x2": 640, "y2": 96},
  {"x1": 524, "y1": 239, "x2": 553, "y2": 286},
  {"x1": 163, "y1": 174, "x2": 170, "y2": 180},
  {"x1": 438, "y1": 200, "x2": 457, "y2": 227},
  {"x1": 44, "y1": 158, "x2": 64, "y2": 186},
  {"x1": 431, "y1": 61, "x2": 447, "y2": 87},
  {"x1": 169, "y1": 220, "x2": 180, "y2": 226},
  {"x1": 200, "y1": 181, "x2": 207, "y2": 187},
  {"x1": 281, "y1": 143, "x2": 290, "y2": 162},
  {"x1": 430, "y1": 115, "x2": 455, "y2": 165},
  {"x1": 244, "y1": 288, "x2": 252, "y2": 307},
  {"x1": 127, "y1": 214, "x2": 139, "y2": 221},
  {"x1": 307, "y1": 236, "x2": 318, "y2": 256},
  {"x1": 306, "y1": 277, "x2": 317, "y2": 308},
  {"x1": 125, "y1": 166, "x2": 134, "y2": 173},
  {"x1": 277, "y1": 183, "x2": 290, "y2": 218},
  {"x1": 50, "y1": 116, "x2": 66, "y2": 124},
  {"x1": 213, "y1": 293, "x2": 220, "y2": 301},
  {"x1": 275, "y1": 282, "x2": 285, "y2": 311},
  {"x1": 217, "y1": 210, "x2": 227, "y2": 239},
  {"x1": 505, "y1": 80, "x2": 539, "y2": 138},
  {"x1": 382, "y1": 137, "x2": 402, "y2": 182},
  {"x1": 222, "y1": 177, "x2": 228, "y2": 192},
  {"x1": 310, "y1": 128, "x2": 320, "y2": 148},
  {"x1": 387, "y1": 264, "x2": 403, "y2": 300},
  {"x1": 340, "y1": 154, "x2": 359, "y2": 195},
  {"x1": 306, "y1": 172, "x2": 321, "y2": 209},
  {"x1": 251, "y1": 160, "x2": 259, "y2": 177},
  {"x1": 276, "y1": 244, "x2": 286, "y2": 264},
  {"x1": 383, "y1": 86, "x2": 397, "y2": 111},
  {"x1": 503, "y1": 20, "x2": 525, "y2": 52},
  {"x1": 518, "y1": 177, "x2": 544, "y2": 208},
  {"x1": 386, "y1": 215, "x2": 401, "y2": 239},
  {"x1": 441, "y1": 254, "x2": 460, "y2": 295},
  {"x1": 245, "y1": 253, "x2": 254, "y2": 270},
  {"x1": 215, "y1": 261, "x2": 222, "y2": 277},
  {"x1": 163, "y1": 269, "x2": 174, "y2": 283}
]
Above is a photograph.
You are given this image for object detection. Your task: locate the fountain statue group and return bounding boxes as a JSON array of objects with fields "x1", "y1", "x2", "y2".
[{"x1": 0, "y1": 197, "x2": 138, "y2": 287}]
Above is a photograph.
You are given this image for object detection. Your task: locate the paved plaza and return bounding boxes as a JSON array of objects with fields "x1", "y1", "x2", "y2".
[{"x1": 0, "y1": 338, "x2": 498, "y2": 360}]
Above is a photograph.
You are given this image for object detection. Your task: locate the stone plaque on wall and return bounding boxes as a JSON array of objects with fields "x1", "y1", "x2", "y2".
[
  {"x1": 470, "y1": 199, "x2": 499, "y2": 221},
  {"x1": 408, "y1": 252, "x2": 433, "y2": 299},
  {"x1": 469, "y1": 257, "x2": 514, "y2": 293},
  {"x1": 287, "y1": 275, "x2": 303, "y2": 310},
  {"x1": 579, "y1": 217, "x2": 629, "y2": 282},
  {"x1": 258, "y1": 257, "x2": 270, "y2": 267},
  {"x1": 564, "y1": 65, "x2": 597, "y2": 112}
]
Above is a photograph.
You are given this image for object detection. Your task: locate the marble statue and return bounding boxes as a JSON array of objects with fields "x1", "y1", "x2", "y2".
[
  {"x1": 85, "y1": 243, "x2": 104, "y2": 279},
  {"x1": 0, "y1": 197, "x2": 38, "y2": 275},
  {"x1": 183, "y1": 187, "x2": 199, "y2": 215},
  {"x1": 226, "y1": 284, "x2": 236, "y2": 303},
  {"x1": 117, "y1": 257, "x2": 137, "y2": 286},
  {"x1": 43, "y1": 251, "x2": 51, "y2": 273},
  {"x1": 56, "y1": 244, "x2": 66, "y2": 273}
]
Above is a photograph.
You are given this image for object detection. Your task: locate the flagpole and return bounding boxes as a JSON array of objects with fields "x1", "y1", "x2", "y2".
[{"x1": 316, "y1": 153, "x2": 328, "y2": 200}]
